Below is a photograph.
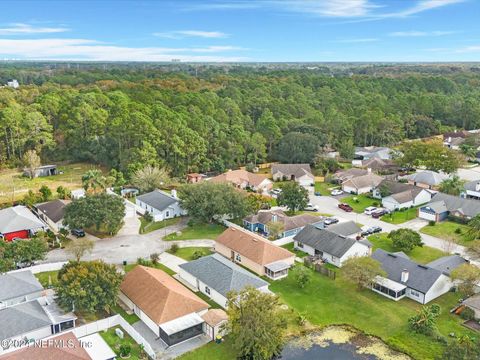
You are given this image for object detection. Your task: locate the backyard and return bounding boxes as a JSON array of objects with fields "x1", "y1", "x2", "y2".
[
  {"x1": 164, "y1": 223, "x2": 226, "y2": 241},
  {"x1": 420, "y1": 221, "x2": 471, "y2": 246},
  {"x1": 100, "y1": 326, "x2": 146, "y2": 360},
  {"x1": 35, "y1": 270, "x2": 59, "y2": 288},
  {"x1": 281, "y1": 242, "x2": 308, "y2": 258},
  {"x1": 381, "y1": 207, "x2": 418, "y2": 224},
  {"x1": 167, "y1": 246, "x2": 213, "y2": 261},
  {"x1": 342, "y1": 194, "x2": 379, "y2": 213},
  {"x1": 0, "y1": 162, "x2": 105, "y2": 205}
]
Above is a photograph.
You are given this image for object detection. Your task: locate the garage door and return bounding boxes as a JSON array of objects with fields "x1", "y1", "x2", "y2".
[{"x1": 4, "y1": 230, "x2": 29, "y2": 241}]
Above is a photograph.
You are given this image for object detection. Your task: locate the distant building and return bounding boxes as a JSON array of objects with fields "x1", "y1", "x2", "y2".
[
  {"x1": 404, "y1": 170, "x2": 447, "y2": 190},
  {"x1": 464, "y1": 180, "x2": 480, "y2": 199},
  {"x1": 6, "y1": 79, "x2": 19, "y2": 89},
  {"x1": 186, "y1": 173, "x2": 203, "y2": 184},
  {"x1": 271, "y1": 163, "x2": 314, "y2": 186},
  {"x1": 209, "y1": 169, "x2": 272, "y2": 193},
  {"x1": 354, "y1": 146, "x2": 392, "y2": 161},
  {"x1": 23, "y1": 165, "x2": 58, "y2": 178}
]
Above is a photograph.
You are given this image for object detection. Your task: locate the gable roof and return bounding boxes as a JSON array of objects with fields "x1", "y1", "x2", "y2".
[
  {"x1": 342, "y1": 173, "x2": 384, "y2": 190},
  {"x1": 0, "y1": 206, "x2": 45, "y2": 234},
  {"x1": 361, "y1": 158, "x2": 396, "y2": 170},
  {"x1": 426, "y1": 255, "x2": 468, "y2": 276},
  {"x1": 0, "y1": 270, "x2": 44, "y2": 302},
  {"x1": 35, "y1": 199, "x2": 70, "y2": 223},
  {"x1": 120, "y1": 266, "x2": 208, "y2": 325},
  {"x1": 179, "y1": 254, "x2": 268, "y2": 297},
  {"x1": 405, "y1": 170, "x2": 447, "y2": 186},
  {"x1": 464, "y1": 180, "x2": 480, "y2": 191},
  {"x1": 244, "y1": 210, "x2": 322, "y2": 231},
  {"x1": 216, "y1": 227, "x2": 294, "y2": 266},
  {"x1": 355, "y1": 146, "x2": 392, "y2": 160},
  {"x1": 333, "y1": 168, "x2": 368, "y2": 182},
  {"x1": 423, "y1": 193, "x2": 480, "y2": 218},
  {"x1": 463, "y1": 294, "x2": 480, "y2": 311},
  {"x1": 294, "y1": 225, "x2": 368, "y2": 258},
  {"x1": 372, "y1": 249, "x2": 444, "y2": 294},
  {"x1": 271, "y1": 164, "x2": 313, "y2": 179},
  {"x1": 201, "y1": 309, "x2": 228, "y2": 327},
  {"x1": 0, "y1": 332, "x2": 91, "y2": 360},
  {"x1": 327, "y1": 221, "x2": 362, "y2": 237},
  {"x1": 210, "y1": 169, "x2": 270, "y2": 188},
  {"x1": 136, "y1": 190, "x2": 178, "y2": 211},
  {"x1": 0, "y1": 300, "x2": 53, "y2": 341},
  {"x1": 377, "y1": 180, "x2": 426, "y2": 204}
]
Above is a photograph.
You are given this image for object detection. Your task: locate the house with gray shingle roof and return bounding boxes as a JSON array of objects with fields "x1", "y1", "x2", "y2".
[
  {"x1": 371, "y1": 249, "x2": 461, "y2": 304},
  {"x1": 419, "y1": 192, "x2": 480, "y2": 222},
  {"x1": 372, "y1": 180, "x2": 433, "y2": 211},
  {"x1": 0, "y1": 206, "x2": 46, "y2": 241},
  {"x1": 293, "y1": 225, "x2": 371, "y2": 267},
  {"x1": 0, "y1": 270, "x2": 44, "y2": 308},
  {"x1": 326, "y1": 221, "x2": 362, "y2": 239},
  {"x1": 464, "y1": 180, "x2": 480, "y2": 199},
  {"x1": 271, "y1": 164, "x2": 314, "y2": 186},
  {"x1": 405, "y1": 170, "x2": 448, "y2": 190},
  {"x1": 178, "y1": 254, "x2": 270, "y2": 308},
  {"x1": 135, "y1": 189, "x2": 185, "y2": 222}
]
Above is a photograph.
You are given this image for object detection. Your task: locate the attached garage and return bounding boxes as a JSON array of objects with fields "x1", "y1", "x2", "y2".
[
  {"x1": 0, "y1": 206, "x2": 46, "y2": 242},
  {"x1": 3, "y1": 230, "x2": 29, "y2": 241}
]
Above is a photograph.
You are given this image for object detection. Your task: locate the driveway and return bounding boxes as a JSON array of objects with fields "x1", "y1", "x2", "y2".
[{"x1": 457, "y1": 166, "x2": 480, "y2": 181}]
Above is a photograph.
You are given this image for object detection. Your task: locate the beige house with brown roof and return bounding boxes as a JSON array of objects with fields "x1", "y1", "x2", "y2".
[
  {"x1": 119, "y1": 265, "x2": 209, "y2": 347},
  {"x1": 342, "y1": 172, "x2": 384, "y2": 194},
  {"x1": 215, "y1": 227, "x2": 295, "y2": 280},
  {"x1": 210, "y1": 169, "x2": 272, "y2": 193}
]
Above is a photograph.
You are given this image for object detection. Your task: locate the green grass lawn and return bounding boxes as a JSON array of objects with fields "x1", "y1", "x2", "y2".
[
  {"x1": 124, "y1": 262, "x2": 176, "y2": 275},
  {"x1": 35, "y1": 270, "x2": 59, "y2": 288},
  {"x1": 164, "y1": 223, "x2": 226, "y2": 241},
  {"x1": 290, "y1": 210, "x2": 333, "y2": 217},
  {"x1": 381, "y1": 207, "x2": 418, "y2": 224},
  {"x1": 195, "y1": 291, "x2": 223, "y2": 309},
  {"x1": 368, "y1": 233, "x2": 446, "y2": 264},
  {"x1": 139, "y1": 217, "x2": 182, "y2": 234},
  {"x1": 420, "y1": 221, "x2": 471, "y2": 246},
  {"x1": 342, "y1": 194, "x2": 380, "y2": 213},
  {"x1": 282, "y1": 242, "x2": 308, "y2": 258},
  {"x1": 167, "y1": 247, "x2": 213, "y2": 261},
  {"x1": 111, "y1": 304, "x2": 140, "y2": 325},
  {"x1": 314, "y1": 181, "x2": 339, "y2": 195},
  {"x1": 179, "y1": 338, "x2": 237, "y2": 360},
  {"x1": 100, "y1": 326, "x2": 145, "y2": 359}
]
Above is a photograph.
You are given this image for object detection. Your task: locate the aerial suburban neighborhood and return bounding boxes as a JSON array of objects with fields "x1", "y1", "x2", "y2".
[{"x1": 2, "y1": 1, "x2": 480, "y2": 360}]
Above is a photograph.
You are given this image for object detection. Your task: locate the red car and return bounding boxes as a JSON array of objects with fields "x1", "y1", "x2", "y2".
[{"x1": 338, "y1": 203, "x2": 353, "y2": 212}]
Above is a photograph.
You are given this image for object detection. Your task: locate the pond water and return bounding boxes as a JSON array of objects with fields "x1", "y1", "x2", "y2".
[{"x1": 280, "y1": 326, "x2": 410, "y2": 360}]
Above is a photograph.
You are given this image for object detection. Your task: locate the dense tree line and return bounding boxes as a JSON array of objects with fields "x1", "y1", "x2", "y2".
[{"x1": 1, "y1": 65, "x2": 480, "y2": 177}]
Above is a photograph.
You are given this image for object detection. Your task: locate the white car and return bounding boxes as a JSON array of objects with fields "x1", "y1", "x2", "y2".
[
  {"x1": 271, "y1": 188, "x2": 282, "y2": 195},
  {"x1": 364, "y1": 206, "x2": 378, "y2": 215},
  {"x1": 304, "y1": 203, "x2": 319, "y2": 212},
  {"x1": 331, "y1": 189, "x2": 343, "y2": 196}
]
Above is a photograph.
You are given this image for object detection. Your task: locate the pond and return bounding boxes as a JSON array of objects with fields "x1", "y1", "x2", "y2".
[{"x1": 280, "y1": 326, "x2": 410, "y2": 360}]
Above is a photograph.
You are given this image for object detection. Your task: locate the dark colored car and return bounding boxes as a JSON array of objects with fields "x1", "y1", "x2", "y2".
[
  {"x1": 314, "y1": 192, "x2": 322, "y2": 196},
  {"x1": 338, "y1": 203, "x2": 353, "y2": 212},
  {"x1": 324, "y1": 217, "x2": 339, "y2": 226},
  {"x1": 71, "y1": 228, "x2": 85, "y2": 237},
  {"x1": 361, "y1": 226, "x2": 382, "y2": 237},
  {"x1": 371, "y1": 209, "x2": 389, "y2": 218}
]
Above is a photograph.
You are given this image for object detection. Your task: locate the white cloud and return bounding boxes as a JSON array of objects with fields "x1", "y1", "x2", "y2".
[
  {"x1": 390, "y1": 0, "x2": 465, "y2": 17},
  {"x1": 0, "y1": 38, "x2": 248, "y2": 62},
  {"x1": 153, "y1": 30, "x2": 228, "y2": 39},
  {"x1": 455, "y1": 45, "x2": 480, "y2": 53},
  {"x1": 333, "y1": 38, "x2": 378, "y2": 43},
  {"x1": 275, "y1": 0, "x2": 380, "y2": 18},
  {"x1": 389, "y1": 30, "x2": 457, "y2": 37},
  {"x1": 0, "y1": 23, "x2": 69, "y2": 35}
]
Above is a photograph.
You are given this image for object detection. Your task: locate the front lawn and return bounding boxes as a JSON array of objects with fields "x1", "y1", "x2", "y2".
[
  {"x1": 139, "y1": 217, "x2": 182, "y2": 234},
  {"x1": 420, "y1": 221, "x2": 471, "y2": 246},
  {"x1": 35, "y1": 270, "x2": 59, "y2": 288},
  {"x1": 100, "y1": 326, "x2": 145, "y2": 359},
  {"x1": 381, "y1": 207, "x2": 418, "y2": 224},
  {"x1": 342, "y1": 194, "x2": 380, "y2": 213},
  {"x1": 368, "y1": 233, "x2": 446, "y2": 264},
  {"x1": 167, "y1": 247, "x2": 213, "y2": 261},
  {"x1": 269, "y1": 265, "x2": 474, "y2": 360},
  {"x1": 314, "y1": 181, "x2": 339, "y2": 195},
  {"x1": 281, "y1": 242, "x2": 308, "y2": 258},
  {"x1": 164, "y1": 223, "x2": 226, "y2": 241}
]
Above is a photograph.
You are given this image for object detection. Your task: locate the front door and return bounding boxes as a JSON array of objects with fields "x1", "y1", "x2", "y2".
[{"x1": 231, "y1": 250, "x2": 235, "y2": 261}]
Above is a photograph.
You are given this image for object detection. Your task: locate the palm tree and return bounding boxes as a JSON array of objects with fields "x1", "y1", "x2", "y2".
[
  {"x1": 439, "y1": 175, "x2": 464, "y2": 196},
  {"x1": 82, "y1": 169, "x2": 108, "y2": 194}
]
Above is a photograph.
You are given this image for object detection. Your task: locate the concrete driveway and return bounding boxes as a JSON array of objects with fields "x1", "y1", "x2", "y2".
[{"x1": 457, "y1": 166, "x2": 480, "y2": 181}]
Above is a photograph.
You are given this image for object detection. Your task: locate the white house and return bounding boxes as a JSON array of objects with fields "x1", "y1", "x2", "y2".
[
  {"x1": 135, "y1": 189, "x2": 185, "y2": 222},
  {"x1": 464, "y1": 180, "x2": 480, "y2": 199},
  {"x1": 178, "y1": 254, "x2": 270, "y2": 309},
  {"x1": 293, "y1": 225, "x2": 372, "y2": 268},
  {"x1": 0, "y1": 270, "x2": 44, "y2": 309},
  {"x1": 371, "y1": 249, "x2": 463, "y2": 304},
  {"x1": 33, "y1": 199, "x2": 70, "y2": 232},
  {"x1": 271, "y1": 163, "x2": 314, "y2": 186},
  {"x1": 372, "y1": 180, "x2": 433, "y2": 211}
]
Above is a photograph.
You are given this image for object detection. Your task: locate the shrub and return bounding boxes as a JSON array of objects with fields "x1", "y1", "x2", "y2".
[
  {"x1": 455, "y1": 227, "x2": 462, "y2": 234},
  {"x1": 142, "y1": 212, "x2": 153, "y2": 223},
  {"x1": 429, "y1": 221, "x2": 436, "y2": 226},
  {"x1": 192, "y1": 251, "x2": 204, "y2": 260},
  {"x1": 460, "y1": 306, "x2": 475, "y2": 320},
  {"x1": 170, "y1": 244, "x2": 179, "y2": 254},
  {"x1": 119, "y1": 344, "x2": 131, "y2": 357},
  {"x1": 150, "y1": 253, "x2": 159, "y2": 264}
]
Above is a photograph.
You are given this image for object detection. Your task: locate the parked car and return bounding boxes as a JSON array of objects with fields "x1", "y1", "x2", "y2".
[
  {"x1": 331, "y1": 189, "x2": 343, "y2": 196},
  {"x1": 338, "y1": 203, "x2": 353, "y2": 212},
  {"x1": 364, "y1": 206, "x2": 378, "y2": 215},
  {"x1": 271, "y1": 188, "x2": 282, "y2": 195},
  {"x1": 71, "y1": 228, "x2": 85, "y2": 237},
  {"x1": 304, "y1": 203, "x2": 319, "y2": 212},
  {"x1": 314, "y1": 191, "x2": 322, "y2": 196},
  {"x1": 371, "y1": 208, "x2": 389, "y2": 218},
  {"x1": 324, "y1": 217, "x2": 339, "y2": 226},
  {"x1": 361, "y1": 226, "x2": 382, "y2": 237}
]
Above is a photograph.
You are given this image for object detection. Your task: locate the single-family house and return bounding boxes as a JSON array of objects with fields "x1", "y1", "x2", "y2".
[
  {"x1": 0, "y1": 205, "x2": 47, "y2": 241},
  {"x1": 463, "y1": 294, "x2": 480, "y2": 319},
  {"x1": 215, "y1": 227, "x2": 295, "y2": 280},
  {"x1": 293, "y1": 225, "x2": 372, "y2": 267},
  {"x1": 71, "y1": 188, "x2": 85, "y2": 199},
  {"x1": 0, "y1": 270, "x2": 45, "y2": 308},
  {"x1": 405, "y1": 170, "x2": 447, "y2": 190},
  {"x1": 201, "y1": 309, "x2": 228, "y2": 342},
  {"x1": 372, "y1": 180, "x2": 433, "y2": 211},
  {"x1": 360, "y1": 158, "x2": 398, "y2": 173},
  {"x1": 6, "y1": 79, "x2": 19, "y2": 89},
  {"x1": 418, "y1": 192, "x2": 480, "y2": 222},
  {"x1": 371, "y1": 249, "x2": 461, "y2": 304},
  {"x1": 341, "y1": 173, "x2": 384, "y2": 194},
  {"x1": 271, "y1": 164, "x2": 314, "y2": 186},
  {"x1": 464, "y1": 180, "x2": 480, "y2": 199},
  {"x1": 333, "y1": 168, "x2": 368, "y2": 183},
  {"x1": 326, "y1": 221, "x2": 362, "y2": 239},
  {"x1": 23, "y1": 165, "x2": 58, "y2": 178},
  {"x1": 186, "y1": 173, "x2": 203, "y2": 183},
  {"x1": 33, "y1": 199, "x2": 70, "y2": 232},
  {"x1": 426, "y1": 255, "x2": 468, "y2": 276},
  {"x1": 443, "y1": 130, "x2": 470, "y2": 150},
  {"x1": 119, "y1": 265, "x2": 209, "y2": 347},
  {"x1": 0, "y1": 297, "x2": 76, "y2": 348},
  {"x1": 178, "y1": 253, "x2": 270, "y2": 309},
  {"x1": 354, "y1": 146, "x2": 392, "y2": 161},
  {"x1": 209, "y1": 170, "x2": 272, "y2": 193},
  {"x1": 136, "y1": 190, "x2": 185, "y2": 222},
  {"x1": 243, "y1": 209, "x2": 324, "y2": 239}
]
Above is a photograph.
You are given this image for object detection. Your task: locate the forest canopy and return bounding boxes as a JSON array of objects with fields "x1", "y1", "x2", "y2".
[{"x1": 1, "y1": 64, "x2": 480, "y2": 177}]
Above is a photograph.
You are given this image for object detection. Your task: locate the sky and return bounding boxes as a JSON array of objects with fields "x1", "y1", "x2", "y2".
[{"x1": 0, "y1": 0, "x2": 479, "y2": 62}]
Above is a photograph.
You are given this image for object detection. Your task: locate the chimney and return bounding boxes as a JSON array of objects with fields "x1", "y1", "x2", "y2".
[
  {"x1": 401, "y1": 269, "x2": 409, "y2": 283},
  {"x1": 476, "y1": 182, "x2": 480, "y2": 192},
  {"x1": 171, "y1": 189, "x2": 177, "y2": 198}
]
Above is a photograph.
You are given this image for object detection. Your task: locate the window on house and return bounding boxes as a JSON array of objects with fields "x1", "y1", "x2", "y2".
[
  {"x1": 166, "y1": 211, "x2": 170, "y2": 217},
  {"x1": 235, "y1": 254, "x2": 242, "y2": 262},
  {"x1": 205, "y1": 286, "x2": 211, "y2": 295},
  {"x1": 410, "y1": 290, "x2": 420, "y2": 297},
  {"x1": 297, "y1": 242, "x2": 303, "y2": 248}
]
